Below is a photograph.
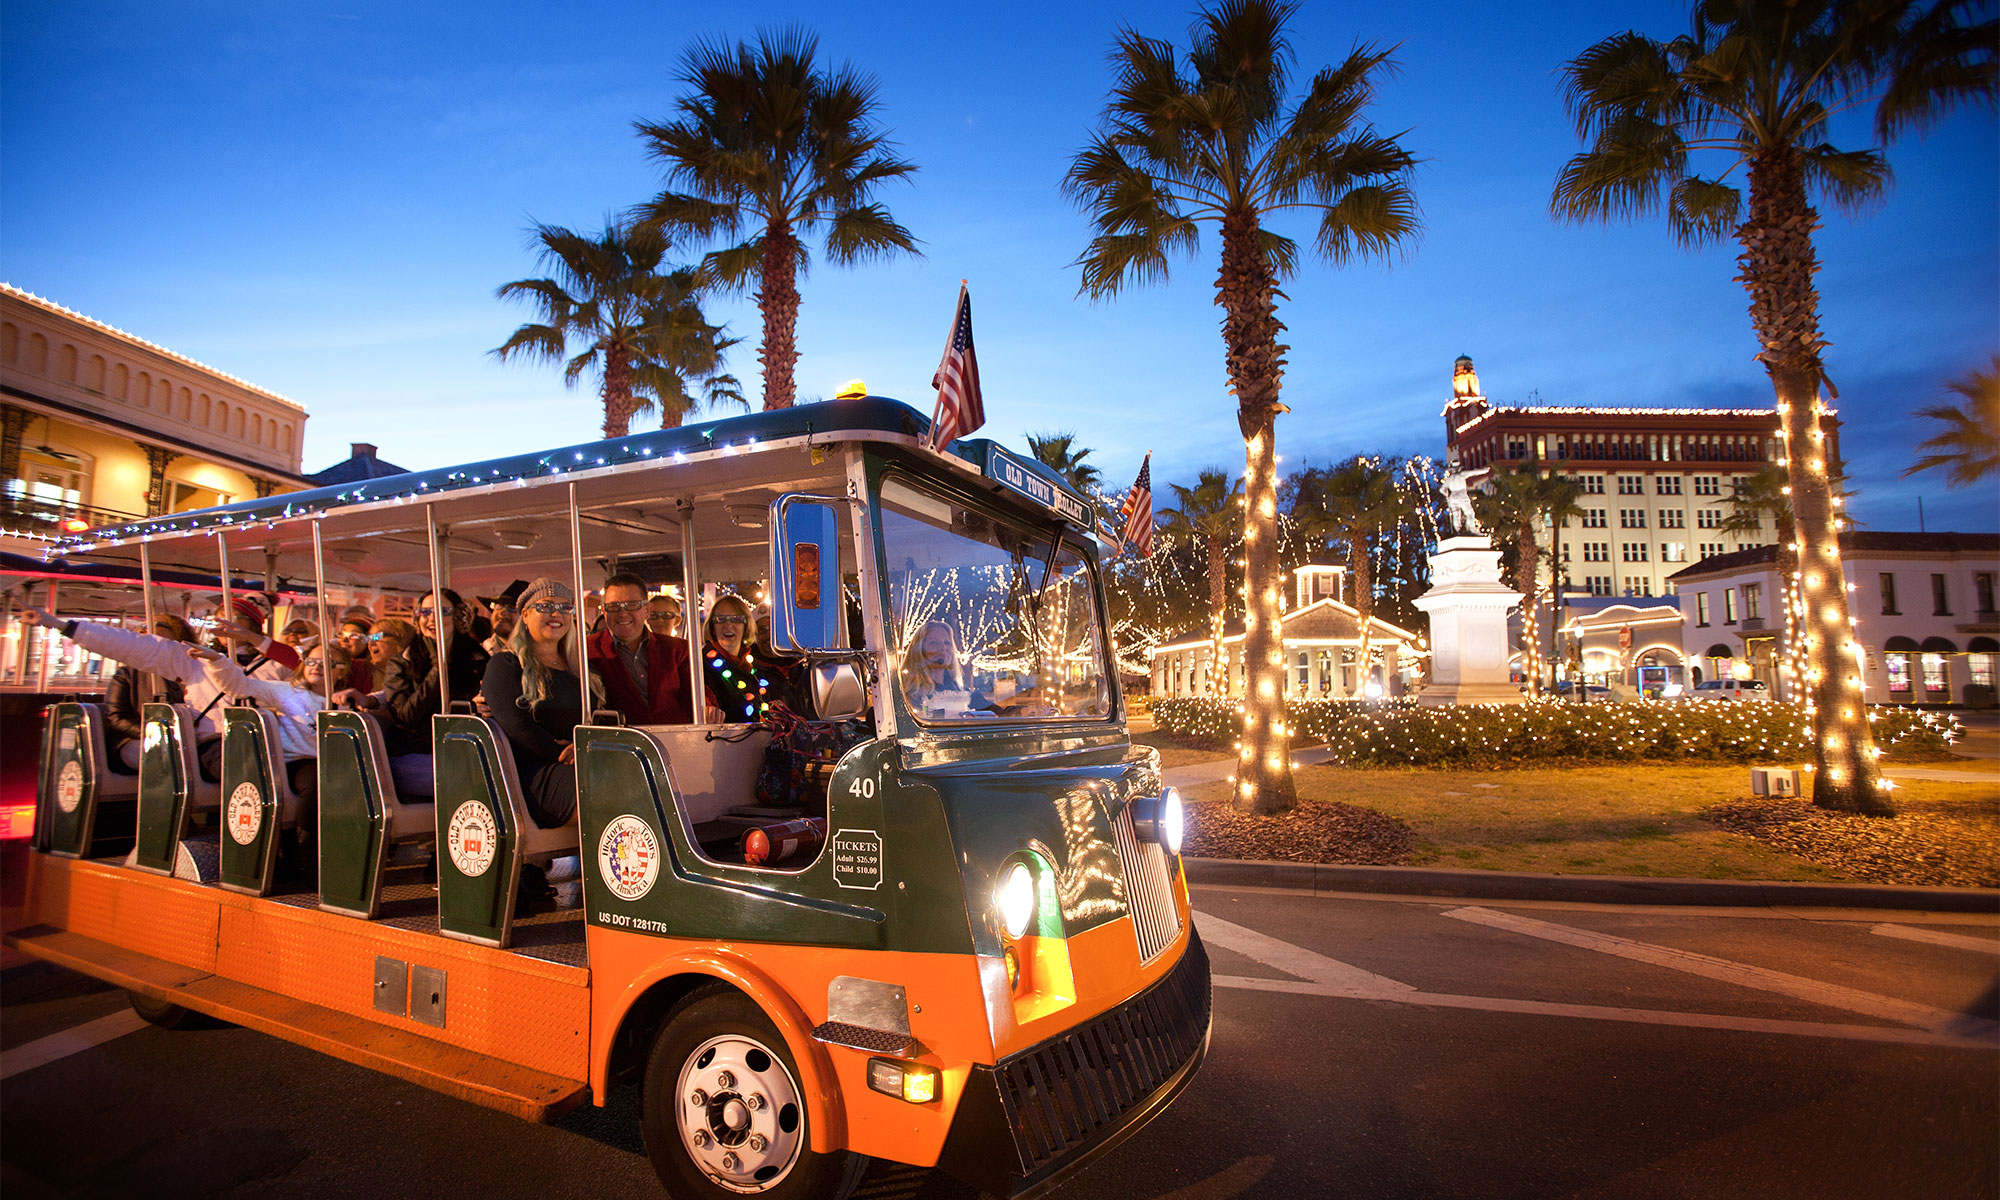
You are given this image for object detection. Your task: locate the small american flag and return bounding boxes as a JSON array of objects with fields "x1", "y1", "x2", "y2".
[
  {"x1": 1119, "y1": 454, "x2": 1155, "y2": 556},
  {"x1": 927, "y1": 283, "x2": 985, "y2": 450}
]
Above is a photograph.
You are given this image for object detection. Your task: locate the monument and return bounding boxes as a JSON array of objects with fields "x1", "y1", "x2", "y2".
[{"x1": 1415, "y1": 357, "x2": 1524, "y2": 705}]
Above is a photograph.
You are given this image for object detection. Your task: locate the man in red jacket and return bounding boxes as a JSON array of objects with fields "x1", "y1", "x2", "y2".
[{"x1": 587, "y1": 572, "x2": 718, "y2": 725}]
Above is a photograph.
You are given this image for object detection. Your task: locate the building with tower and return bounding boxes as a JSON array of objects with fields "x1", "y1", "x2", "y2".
[{"x1": 1442, "y1": 354, "x2": 1824, "y2": 602}]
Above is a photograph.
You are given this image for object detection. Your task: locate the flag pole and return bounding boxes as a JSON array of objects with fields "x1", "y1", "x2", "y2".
[{"x1": 926, "y1": 279, "x2": 972, "y2": 452}]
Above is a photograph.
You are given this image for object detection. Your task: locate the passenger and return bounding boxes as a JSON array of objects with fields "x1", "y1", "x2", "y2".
[
  {"x1": 481, "y1": 578, "x2": 598, "y2": 828},
  {"x1": 190, "y1": 641, "x2": 349, "y2": 817},
  {"x1": 20, "y1": 594, "x2": 298, "y2": 780},
  {"x1": 586, "y1": 572, "x2": 717, "y2": 725},
  {"x1": 646, "y1": 593, "x2": 682, "y2": 639},
  {"x1": 701, "y1": 594, "x2": 772, "y2": 723},
  {"x1": 103, "y1": 614, "x2": 197, "y2": 772},
  {"x1": 278, "y1": 617, "x2": 319, "y2": 650},
  {"x1": 482, "y1": 580, "x2": 526, "y2": 656},
  {"x1": 899, "y1": 620, "x2": 971, "y2": 719},
  {"x1": 362, "y1": 618, "x2": 416, "y2": 702},
  {"x1": 336, "y1": 613, "x2": 375, "y2": 694},
  {"x1": 373, "y1": 591, "x2": 486, "y2": 798}
]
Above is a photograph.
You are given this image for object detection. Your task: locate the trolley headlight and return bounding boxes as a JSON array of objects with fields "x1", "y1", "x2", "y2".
[
  {"x1": 1131, "y1": 788, "x2": 1184, "y2": 856},
  {"x1": 995, "y1": 861, "x2": 1036, "y2": 940}
]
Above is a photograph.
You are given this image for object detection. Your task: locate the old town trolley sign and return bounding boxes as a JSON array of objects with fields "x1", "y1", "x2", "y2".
[{"x1": 8, "y1": 396, "x2": 1208, "y2": 1199}]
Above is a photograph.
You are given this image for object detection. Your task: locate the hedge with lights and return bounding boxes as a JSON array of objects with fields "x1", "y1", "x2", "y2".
[
  {"x1": 1315, "y1": 699, "x2": 1962, "y2": 767},
  {"x1": 1153, "y1": 695, "x2": 1961, "y2": 766},
  {"x1": 1152, "y1": 697, "x2": 1415, "y2": 748}
]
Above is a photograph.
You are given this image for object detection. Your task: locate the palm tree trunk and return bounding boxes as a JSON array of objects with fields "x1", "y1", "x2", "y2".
[
  {"x1": 1351, "y1": 534, "x2": 1373, "y2": 699},
  {"x1": 1206, "y1": 532, "x2": 1226, "y2": 699},
  {"x1": 1219, "y1": 210, "x2": 1295, "y2": 816},
  {"x1": 601, "y1": 345, "x2": 634, "y2": 438},
  {"x1": 1518, "y1": 530, "x2": 1541, "y2": 696},
  {"x1": 1740, "y1": 149, "x2": 1888, "y2": 815},
  {"x1": 758, "y1": 220, "x2": 800, "y2": 410}
]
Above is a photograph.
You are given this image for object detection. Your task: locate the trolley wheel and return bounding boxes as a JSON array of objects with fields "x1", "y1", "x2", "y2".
[
  {"x1": 640, "y1": 985, "x2": 868, "y2": 1199},
  {"x1": 127, "y1": 990, "x2": 213, "y2": 1030}
]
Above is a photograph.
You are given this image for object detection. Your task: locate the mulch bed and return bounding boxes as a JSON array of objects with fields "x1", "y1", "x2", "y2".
[
  {"x1": 1702, "y1": 794, "x2": 2000, "y2": 889},
  {"x1": 1183, "y1": 800, "x2": 1415, "y2": 865}
]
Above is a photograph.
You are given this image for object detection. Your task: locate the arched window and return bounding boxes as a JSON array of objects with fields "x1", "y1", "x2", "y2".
[
  {"x1": 0, "y1": 321, "x2": 16, "y2": 364},
  {"x1": 111, "y1": 362, "x2": 128, "y2": 399},
  {"x1": 57, "y1": 343, "x2": 77, "y2": 381},
  {"x1": 252, "y1": 412, "x2": 263, "y2": 443},
  {"x1": 178, "y1": 386, "x2": 193, "y2": 420},
  {"x1": 199, "y1": 395, "x2": 211, "y2": 425},
  {"x1": 135, "y1": 372, "x2": 152, "y2": 408},
  {"x1": 233, "y1": 408, "x2": 245, "y2": 438},
  {"x1": 27, "y1": 331, "x2": 48, "y2": 373},
  {"x1": 282, "y1": 424, "x2": 294, "y2": 453}
]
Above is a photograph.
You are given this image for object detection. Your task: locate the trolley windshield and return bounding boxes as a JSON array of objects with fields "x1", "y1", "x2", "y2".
[{"x1": 879, "y1": 475, "x2": 1110, "y2": 725}]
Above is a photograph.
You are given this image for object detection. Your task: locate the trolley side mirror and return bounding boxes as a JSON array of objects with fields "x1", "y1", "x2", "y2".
[
  {"x1": 808, "y1": 661, "x2": 868, "y2": 721},
  {"x1": 768, "y1": 495, "x2": 846, "y2": 653}
]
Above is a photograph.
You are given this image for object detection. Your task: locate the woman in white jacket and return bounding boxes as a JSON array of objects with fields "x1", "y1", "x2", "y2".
[
  {"x1": 22, "y1": 601, "x2": 298, "y2": 782},
  {"x1": 190, "y1": 642, "x2": 348, "y2": 810}
]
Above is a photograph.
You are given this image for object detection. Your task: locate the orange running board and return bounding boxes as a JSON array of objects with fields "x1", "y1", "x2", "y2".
[{"x1": 3, "y1": 924, "x2": 590, "y2": 1123}]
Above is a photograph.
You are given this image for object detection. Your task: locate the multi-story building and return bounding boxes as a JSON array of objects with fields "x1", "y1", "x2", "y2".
[
  {"x1": 1670, "y1": 532, "x2": 1999, "y2": 706},
  {"x1": 1443, "y1": 355, "x2": 1827, "y2": 600},
  {"x1": 1, "y1": 284, "x2": 313, "y2": 543}
]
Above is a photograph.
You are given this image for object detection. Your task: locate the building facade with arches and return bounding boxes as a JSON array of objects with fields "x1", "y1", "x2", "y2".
[
  {"x1": 1, "y1": 284, "x2": 312, "y2": 541},
  {"x1": 1669, "y1": 532, "x2": 1999, "y2": 706}
]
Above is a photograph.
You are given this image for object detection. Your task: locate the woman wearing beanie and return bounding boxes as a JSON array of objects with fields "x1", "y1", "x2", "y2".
[{"x1": 480, "y1": 578, "x2": 601, "y2": 829}]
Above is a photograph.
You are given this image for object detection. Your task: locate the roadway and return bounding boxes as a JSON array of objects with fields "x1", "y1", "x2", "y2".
[{"x1": 4, "y1": 885, "x2": 1996, "y2": 1199}]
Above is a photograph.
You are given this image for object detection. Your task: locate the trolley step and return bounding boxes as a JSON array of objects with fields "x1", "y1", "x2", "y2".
[{"x1": 2, "y1": 924, "x2": 590, "y2": 1122}]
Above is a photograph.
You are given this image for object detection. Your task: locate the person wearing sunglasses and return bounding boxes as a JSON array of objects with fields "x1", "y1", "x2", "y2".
[
  {"x1": 586, "y1": 572, "x2": 718, "y2": 726},
  {"x1": 335, "y1": 613, "x2": 376, "y2": 693},
  {"x1": 278, "y1": 618, "x2": 319, "y2": 650},
  {"x1": 646, "y1": 596, "x2": 682, "y2": 639},
  {"x1": 481, "y1": 577, "x2": 602, "y2": 831},
  {"x1": 701, "y1": 593, "x2": 772, "y2": 724},
  {"x1": 375, "y1": 589, "x2": 489, "y2": 797}
]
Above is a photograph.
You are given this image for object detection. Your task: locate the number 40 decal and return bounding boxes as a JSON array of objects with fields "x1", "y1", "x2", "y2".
[{"x1": 847, "y1": 776, "x2": 878, "y2": 799}]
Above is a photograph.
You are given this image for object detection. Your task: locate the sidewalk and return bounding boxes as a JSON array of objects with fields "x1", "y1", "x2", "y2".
[{"x1": 1163, "y1": 749, "x2": 1999, "y2": 913}]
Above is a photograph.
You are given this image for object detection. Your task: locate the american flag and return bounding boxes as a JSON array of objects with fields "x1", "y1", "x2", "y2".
[
  {"x1": 928, "y1": 283, "x2": 985, "y2": 450},
  {"x1": 1118, "y1": 453, "x2": 1155, "y2": 556}
]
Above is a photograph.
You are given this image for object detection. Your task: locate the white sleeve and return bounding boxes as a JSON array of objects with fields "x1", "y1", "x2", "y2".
[
  {"x1": 67, "y1": 622, "x2": 200, "y2": 683},
  {"x1": 201, "y1": 655, "x2": 295, "y2": 709}
]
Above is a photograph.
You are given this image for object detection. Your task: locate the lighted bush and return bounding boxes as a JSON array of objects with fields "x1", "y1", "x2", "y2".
[
  {"x1": 1154, "y1": 696, "x2": 1965, "y2": 767},
  {"x1": 1318, "y1": 700, "x2": 1964, "y2": 767},
  {"x1": 1151, "y1": 696, "x2": 1414, "y2": 748}
]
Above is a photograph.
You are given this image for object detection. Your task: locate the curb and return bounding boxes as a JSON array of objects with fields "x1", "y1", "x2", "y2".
[{"x1": 1184, "y1": 857, "x2": 2000, "y2": 914}]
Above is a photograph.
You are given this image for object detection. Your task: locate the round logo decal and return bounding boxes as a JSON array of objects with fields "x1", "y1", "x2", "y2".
[
  {"x1": 447, "y1": 801, "x2": 499, "y2": 878},
  {"x1": 598, "y1": 815, "x2": 660, "y2": 902},
  {"x1": 226, "y1": 782, "x2": 264, "y2": 845},
  {"x1": 56, "y1": 762, "x2": 84, "y2": 814}
]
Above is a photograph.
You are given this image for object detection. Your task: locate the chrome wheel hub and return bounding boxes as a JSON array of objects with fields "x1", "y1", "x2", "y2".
[{"x1": 675, "y1": 1034, "x2": 803, "y2": 1192}]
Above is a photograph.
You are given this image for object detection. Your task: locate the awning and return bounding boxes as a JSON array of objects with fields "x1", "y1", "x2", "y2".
[
  {"x1": 1920, "y1": 636, "x2": 1958, "y2": 653},
  {"x1": 1969, "y1": 636, "x2": 1999, "y2": 653},
  {"x1": 1884, "y1": 636, "x2": 1921, "y2": 652},
  {"x1": 1704, "y1": 643, "x2": 1733, "y2": 658}
]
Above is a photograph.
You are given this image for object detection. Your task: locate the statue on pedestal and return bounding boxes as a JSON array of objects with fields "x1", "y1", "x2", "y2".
[{"x1": 1441, "y1": 449, "x2": 1482, "y2": 537}]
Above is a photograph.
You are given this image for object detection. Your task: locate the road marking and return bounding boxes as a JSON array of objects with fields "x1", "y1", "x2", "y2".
[
  {"x1": 1211, "y1": 974, "x2": 1998, "y2": 1051},
  {"x1": 0, "y1": 1009, "x2": 149, "y2": 1081},
  {"x1": 1872, "y1": 923, "x2": 2000, "y2": 955},
  {"x1": 1441, "y1": 905, "x2": 1986, "y2": 1035},
  {"x1": 1195, "y1": 912, "x2": 1414, "y2": 995}
]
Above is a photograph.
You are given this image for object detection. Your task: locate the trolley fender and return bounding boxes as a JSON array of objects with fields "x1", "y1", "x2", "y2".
[{"x1": 598, "y1": 945, "x2": 846, "y2": 1153}]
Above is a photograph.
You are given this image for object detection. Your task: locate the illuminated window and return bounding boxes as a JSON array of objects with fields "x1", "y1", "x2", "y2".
[
  {"x1": 1743, "y1": 584, "x2": 1761, "y2": 621},
  {"x1": 1696, "y1": 593, "x2": 1711, "y2": 626},
  {"x1": 1922, "y1": 653, "x2": 1949, "y2": 697},
  {"x1": 1724, "y1": 588, "x2": 1737, "y2": 624},
  {"x1": 1970, "y1": 654, "x2": 1994, "y2": 689},
  {"x1": 1886, "y1": 653, "x2": 1911, "y2": 694},
  {"x1": 1662, "y1": 542, "x2": 1688, "y2": 563}
]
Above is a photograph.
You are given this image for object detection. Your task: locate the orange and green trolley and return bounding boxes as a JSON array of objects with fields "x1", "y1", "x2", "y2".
[{"x1": 4, "y1": 395, "x2": 1208, "y2": 1199}]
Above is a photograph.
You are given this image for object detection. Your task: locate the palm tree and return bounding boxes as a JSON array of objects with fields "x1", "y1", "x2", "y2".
[
  {"x1": 1295, "y1": 457, "x2": 1409, "y2": 696},
  {"x1": 634, "y1": 29, "x2": 920, "y2": 411},
  {"x1": 1473, "y1": 457, "x2": 1584, "y2": 696},
  {"x1": 1551, "y1": 0, "x2": 1994, "y2": 814},
  {"x1": 493, "y1": 221, "x2": 736, "y2": 438},
  {"x1": 1067, "y1": 0, "x2": 1420, "y2": 814},
  {"x1": 1906, "y1": 355, "x2": 2000, "y2": 486},
  {"x1": 1159, "y1": 470, "x2": 1244, "y2": 699},
  {"x1": 1025, "y1": 431, "x2": 1104, "y2": 493}
]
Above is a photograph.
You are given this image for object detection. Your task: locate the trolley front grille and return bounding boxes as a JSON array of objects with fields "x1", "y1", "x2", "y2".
[
  {"x1": 1110, "y1": 805, "x2": 1182, "y2": 964},
  {"x1": 992, "y1": 932, "x2": 1210, "y2": 1172}
]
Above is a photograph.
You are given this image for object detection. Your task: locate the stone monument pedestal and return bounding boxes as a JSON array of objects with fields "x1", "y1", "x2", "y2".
[{"x1": 1414, "y1": 534, "x2": 1523, "y2": 706}]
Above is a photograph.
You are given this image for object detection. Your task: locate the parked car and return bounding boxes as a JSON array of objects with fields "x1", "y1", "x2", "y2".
[
  {"x1": 1552, "y1": 681, "x2": 1613, "y2": 702},
  {"x1": 1687, "y1": 679, "x2": 1772, "y2": 701}
]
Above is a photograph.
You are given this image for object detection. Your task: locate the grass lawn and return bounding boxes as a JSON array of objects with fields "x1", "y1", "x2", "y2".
[
  {"x1": 1129, "y1": 724, "x2": 1229, "y2": 769},
  {"x1": 1182, "y1": 763, "x2": 1999, "y2": 883}
]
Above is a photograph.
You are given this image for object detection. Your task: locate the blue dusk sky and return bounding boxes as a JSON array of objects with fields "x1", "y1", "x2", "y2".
[{"x1": 4, "y1": 0, "x2": 1995, "y2": 532}]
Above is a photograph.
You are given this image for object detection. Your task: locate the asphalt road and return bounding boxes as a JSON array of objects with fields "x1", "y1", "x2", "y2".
[{"x1": 4, "y1": 886, "x2": 1996, "y2": 1200}]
